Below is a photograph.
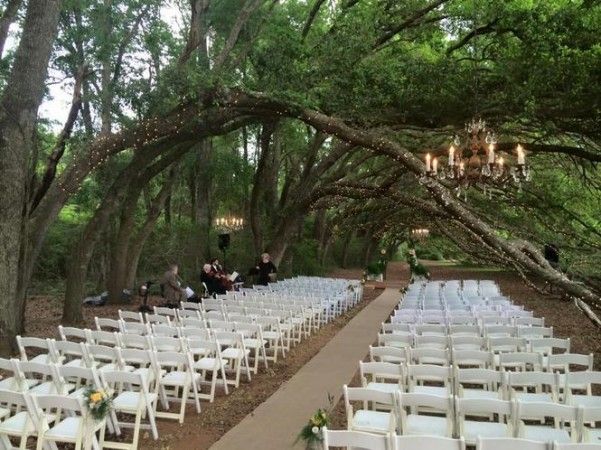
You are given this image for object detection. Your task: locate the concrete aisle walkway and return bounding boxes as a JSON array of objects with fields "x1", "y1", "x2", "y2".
[{"x1": 210, "y1": 288, "x2": 400, "y2": 450}]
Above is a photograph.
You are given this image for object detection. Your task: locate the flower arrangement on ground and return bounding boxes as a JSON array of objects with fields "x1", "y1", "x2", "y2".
[
  {"x1": 297, "y1": 408, "x2": 330, "y2": 447},
  {"x1": 83, "y1": 386, "x2": 112, "y2": 421}
]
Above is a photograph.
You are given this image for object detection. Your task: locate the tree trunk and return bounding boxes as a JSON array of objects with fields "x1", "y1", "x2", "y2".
[
  {"x1": 249, "y1": 122, "x2": 276, "y2": 255},
  {"x1": 0, "y1": 0, "x2": 61, "y2": 355},
  {"x1": 340, "y1": 231, "x2": 355, "y2": 268}
]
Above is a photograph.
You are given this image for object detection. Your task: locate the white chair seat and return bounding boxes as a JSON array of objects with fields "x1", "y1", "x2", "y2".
[
  {"x1": 194, "y1": 358, "x2": 228, "y2": 371},
  {"x1": 569, "y1": 395, "x2": 601, "y2": 408},
  {"x1": 98, "y1": 363, "x2": 134, "y2": 373},
  {"x1": 514, "y1": 392, "x2": 554, "y2": 403},
  {"x1": 161, "y1": 371, "x2": 200, "y2": 387},
  {"x1": 113, "y1": 391, "x2": 157, "y2": 412},
  {"x1": 463, "y1": 421, "x2": 510, "y2": 443},
  {"x1": 29, "y1": 354, "x2": 53, "y2": 364},
  {"x1": 243, "y1": 338, "x2": 266, "y2": 348},
  {"x1": 0, "y1": 411, "x2": 40, "y2": 434},
  {"x1": 44, "y1": 417, "x2": 81, "y2": 440},
  {"x1": 405, "y1": 414, "x2": 448, "y2": 436},
  {"x1": 585, "y1": 428, "x2": 601, "y2": 443},
  {"x1": 411, "y1": 385, "x2": 450, "y2": 396},
  {"x1": 461, "y1": 389, "x2": 501, "y2": 400},
  {"x1": 262, "y1": 331, "x2": 280, "y2": 340},
  {"x1": 366, "y1": 382, "x2": 401, "y2": 394},
  {"x1": 29, "y1": 381, "x2": 75, "y2": 395},
  {"x1": 351, "y1": 410, "x2": 392, "y2": 433},
  {"x1": 63, "y1": 358, "x2": 86, "y2": 368},
  {"x1": 222, "y1": 348, "x2": 250, "y2": 359},
  {"x1": 0, "y1": 408, "x2": 10, "y2": 420},
  {"x1": 522, "y1": 425, "x2": 571, "y2": 443},
  {"x1": 133, "y1": 367, "x2": 158, "y2": 386},
  {"x1": 0, "y1": 377, "x2": 38, "y2": 391}
]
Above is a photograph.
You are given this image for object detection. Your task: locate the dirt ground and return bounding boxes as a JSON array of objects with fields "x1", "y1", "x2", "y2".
[{"x1": 19, "y1": 262, "x2": 601, "y2": 448}]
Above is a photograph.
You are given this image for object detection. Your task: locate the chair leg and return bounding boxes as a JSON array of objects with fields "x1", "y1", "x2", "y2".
[
  {"x1": 147, "y1": 403, "x2": 159, "y2": 440},
  {"x1": 220, "y1": 363, "x2": 229, "y2": 395}
]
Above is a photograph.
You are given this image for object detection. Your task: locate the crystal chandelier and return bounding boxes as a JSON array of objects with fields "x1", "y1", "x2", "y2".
[
  {"x1": 424, "y1": 119, "x2": 532, "y2": 193},
  {"x1": 214, "y1": 216, "x2": 245, "y2": 232}
]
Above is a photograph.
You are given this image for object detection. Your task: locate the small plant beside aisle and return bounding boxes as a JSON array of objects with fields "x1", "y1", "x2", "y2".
[
  {"x1": 83, "y1": 386, "x2": 112, "y2": 421},
  {"x1": 298, "y1": 408, "x2": 329, "y2": 449}
]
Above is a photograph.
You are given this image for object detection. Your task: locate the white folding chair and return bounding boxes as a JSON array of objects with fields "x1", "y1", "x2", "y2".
[
  {"x1": 359, "y1": 361, "x2": 404, "y2": 394},
  {"x1": 118, "y1": 310, "x2": 144, "y2": 323},
  {"x1": 456, "y1": 397, "x2": 514, "y2": 444},
  {"x1": 100, "y1": 370, "x2": 159, "y2": 449},
  {"x1": 499, "y1": 352, "x2": 544, "y2": 372},
  {"x1": 153, "y1": 351, "x2": 201, "y2": 423},
  {"x1": 14, "y1": 361, "x2": 73, "y2": 396},
  {"x1": 234, "y1": 322, "x2": 269, "y2": 374},
  {"x1": 16, "y1": 337, "x2": 60, "y2": 364},
  {"x1": 410, "y1": 348, "x2": 451, "y2": 366},
  {"x1": 415, "y1": 335, "x2": 448, "y2": 349},
  {"x1": 33, "y1": 394, "x2": 106, "y2": 450},
  {"x1": 369, "y1": 345, "x2": 408, "y2": 365},
  {"x1": 407, "y1": 364, "x2": 453, "y2": 396},
  {"x1": 476, "y1": 437, "x2": 549, "y2": 450},
  {"x1": 553, "y1": 443, "x2": 601, "y2": 450},
  {"x1": 451, "y1": 336, "x2": 487, "y2": 351},
  {"x1": 95, "y1": 317, "x2": 121, "y2": 332},
  {"x1": 343, "y1": 385, "x2": 396, "y2": 435},
  {"x1": 393, "y1": 435, "x2": 466, "y2": 450},
  {"x1": 58, "y1": 326, "x2": 91, "y2": 343},
  {"x1": 565, "y1": 372, "x2": 601, "y2": 408},
  {"x1": 0, "y1": 357, "x2": 33, "y2": 391},
  {"x1": 397, "y1": 392, "x2": 454, "y2": 437},
  {"x1": 0, "y1": 389, "x2": 39, "y2": 450},
  {"x1": 378, "y1": 333, "x2": 414, "y2": 349},
  {"x1": 455, "y1": 367, "x2": 504, "y2": 400},
  {"x1": 516, "y1": 401, "x2": 578, "y2": 443},
  {"x1": 453, "y1": 349, "x2": 494, "y2": 369},
  {"x1": 507, "y1": 371, "x2": 559, "y2": 403},
  {"x1": 213, "y1": 331, "x2": 252, "y2": 388},
  {"x1": 322, "y1": 426, "x2": 389, "y2": 450},
  {"x1": 187, "y1": 337, "x2": 229, "y2": 402},
  {"x1": 579, "y1": 406, "x2": 601, "y2": 444}
]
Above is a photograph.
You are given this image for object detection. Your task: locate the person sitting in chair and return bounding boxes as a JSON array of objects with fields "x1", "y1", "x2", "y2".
[
  {"x1": 256, "y1": 253, "x2": 277, "y2": 286},
  {"x1": 161, "y1": 263, "x2": 185, "y2": 305},
  {"x1": 200, "y1": 263, "x2": 226, "y2": 297}
]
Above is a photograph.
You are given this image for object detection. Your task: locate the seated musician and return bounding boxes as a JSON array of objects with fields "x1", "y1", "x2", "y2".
[
  {"x1": 211, "y1": 257, "x2": 234, "y2": 292},
  {"x1": 200, "y1": 263, "x2": 226, "y2": 296}
]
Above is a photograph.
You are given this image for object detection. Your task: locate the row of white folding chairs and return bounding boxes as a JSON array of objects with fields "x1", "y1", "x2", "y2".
[
  {"x1": 54, "y1": 325, "x2": 273, "y2": 381},
  {"x1": 322, "y1": 432, "x2": 596, "y2": 450},
  {"x1": 358, "y1": 359, "x2": 601, "y2": 405},
  {"x1": 9, "y1": 334, "x2": 242, "y2": 403},
  {"x1": 382, "y1": 323, "x2": 552, "y2": 337},
  {"x1": 369, "y1": 344, "x2": 591, "y2": 372},
  {"x1": 62, "y1": 317, "x2": 288, "y2": 356},
  {"x1": 377, "y1": 333, "x2": 561, "y2": 352},
  {"x1": 343, "y1": 386, "x2": 601, "y2": 445}
]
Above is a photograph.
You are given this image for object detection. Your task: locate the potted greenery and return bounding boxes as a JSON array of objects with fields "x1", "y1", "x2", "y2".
[{"x1": 365, "y1": 261, "x2": 385, "y2": 282}]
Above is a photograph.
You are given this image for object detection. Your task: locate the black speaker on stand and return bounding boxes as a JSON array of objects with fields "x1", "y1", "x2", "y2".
[{"x1": 218, "y1": 233, "x2": 230, "y2": 268}]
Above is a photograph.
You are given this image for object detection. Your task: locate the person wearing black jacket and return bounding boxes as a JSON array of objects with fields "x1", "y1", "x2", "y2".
[{"x1": 256, "y1": 253, "x2": 277, "y2": 286}]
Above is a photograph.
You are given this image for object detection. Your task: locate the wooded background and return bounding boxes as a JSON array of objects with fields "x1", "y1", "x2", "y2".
[{"x1": 0, "y1": 0, "x2": 599, "y2": 354}]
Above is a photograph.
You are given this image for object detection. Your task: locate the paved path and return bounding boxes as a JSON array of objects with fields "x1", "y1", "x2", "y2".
[{"x1": 210, "y1": 288, "x2": 400, "y2": 450}]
